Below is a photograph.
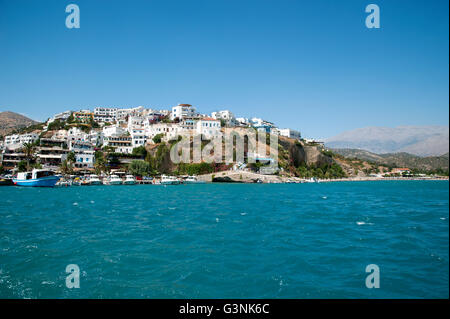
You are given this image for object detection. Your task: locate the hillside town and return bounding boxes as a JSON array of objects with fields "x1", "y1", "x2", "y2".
[
  {"x1": 1, "y1": 104, "x2": 447, "y2": 186},
  {"x1": 0, "y1": 104, "x2": 307, "y2": 178}
]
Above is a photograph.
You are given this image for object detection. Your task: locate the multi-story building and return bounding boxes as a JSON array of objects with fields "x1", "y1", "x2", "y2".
[
  {"x1": 170, "y1": 104, "x2": 198, "y2": 121},
  {"x1": 93, "y1": 107, "x2": 118, "y2": 123},
  {"x1": 0, "y1": 149, "x2": 27, "y2": 169},
  {"x1": 146, "y1": 123, "x2": 184, "y2": 142},
  {"x1": 48, "y1": 110, "x2": 72, "y2": 124},
  {"x1": 116, "y1": 106, "x2": 145, "y2": 121},
  {"x1": 211, "y1": 110, "x2": 237, "y2": 126},
  {"x1": 36, "y1": 138, "x2": 68, "y2": 168},
  {"x1": 103, "y1": 136, "x2": 133, "y2": 154},
  {"x1": 130, "y1": 128, "x2": 146, "y2": 147},
  {"x1": 70, "y1": 141, "x2": 95, "y2": 168},
  {"x1": 103, "y1": 125, "x2": 127, "y2": 138},
  {"x1": 4, "y1": 133, "x2": 39, "y2": 148},
  {"x1": 73, "y1": 110, "x2": 94, "y2": 123}
]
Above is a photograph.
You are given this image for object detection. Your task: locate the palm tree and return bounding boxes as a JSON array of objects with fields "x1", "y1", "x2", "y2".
[
  {"x1": 60, "y1": 159, "x2": 73, "y2": 175},
  {"x1": 22, "y1": 142, "x2": 35, "y2": 171},
  {"x1": 67, "y1": 151, "x2": 76, "y2": 164}
]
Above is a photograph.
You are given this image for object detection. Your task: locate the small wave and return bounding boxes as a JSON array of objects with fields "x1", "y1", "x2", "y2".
[
  {"x1": 356, "y1": 221, "x2": 373, "y2": 225},
  {"x1": 73, "y1": 202, "x2": 78, "y2": 206},
  {"x1": 216, "y1": 218, "x2": 220, "y2": 223},
  {"x1": 41, "y1": 281, "x2": 55, "y2": 285},
  {"x1": 322, "y1": 196, "x2": 327, "y2": 200},
  {"x1": 240, "y1": 212, "x2": 247, "y2": 216}
]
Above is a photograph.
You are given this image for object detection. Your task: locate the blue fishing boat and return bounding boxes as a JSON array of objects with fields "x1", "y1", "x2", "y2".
[{"x1": 13, "y1": 169, "x2": 60, "y2": 187}]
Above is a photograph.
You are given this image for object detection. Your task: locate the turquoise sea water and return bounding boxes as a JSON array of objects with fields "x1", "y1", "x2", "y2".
[{"x1": 0, "y1": 181, "x2": 448, "y2": 299}]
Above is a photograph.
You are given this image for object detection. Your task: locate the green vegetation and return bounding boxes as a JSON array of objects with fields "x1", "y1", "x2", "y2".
[
  {"x1": 60, "y1": 159, "x2": 73, "y2": 175},
  {"x1": 94, "y1": 151, "x2": 107, "y2": 174},
  {"x1": 152, "y1": 133, "x2": 164, "y2": 144},
  {"x1": 128, "y1": 160, "x2": 151, "y2": 176},
  {"x1": 47, "y1": 119, "x2": 67, "y2": 131},
  {"x1": 176, "y1": 162, "x2": 214, "y2": 175},
  {"x1": 132, "y1": 145, "x2": 147, "y2": 158},
  {"x1": 17, "y1": 160, "x2": 27, "y2": 172},
  {"x1": 296, "y1": 163, "x2": 347, "y2": 179}
]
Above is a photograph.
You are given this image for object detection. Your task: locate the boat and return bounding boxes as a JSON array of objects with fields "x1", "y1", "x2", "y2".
[
  {"x1": 160, "y1": 175, "x2": 180, "y2": 185},
  {"x1": 183, "y1": 175, "x2": 205, "y2": 184},
  {"x1": 123, "y1": 175, "x2": 136, "y2": 185},
  {"x1": 0, "y1": 177, "x2": 14, "y2": 186},
  {"x1": 72, "y1": 177, "x2": 82, "y2": 186},
  {"x1": 104, "y1": 175, "x2": 123, "y2": 185},
  {"x1": 12, "y1": 169, "x2": 60, "y2": 187},
  {"x1": 55, "y1": 179, "x2": 72, "y2": 187},
  {"x1": 87, "y1": 174, "x2": 102, "y2": 185}
]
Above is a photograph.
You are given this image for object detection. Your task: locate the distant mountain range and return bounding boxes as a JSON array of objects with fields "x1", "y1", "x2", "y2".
[
  {"x1": 325, "y1": 126, "x2": 449, "y2": 157},
  {"x1": 331, "y1": 148, "x2": 449, "y2": 171},
  {"x1": 0, "y1": 111, "x2": 38, "y2": 137}
]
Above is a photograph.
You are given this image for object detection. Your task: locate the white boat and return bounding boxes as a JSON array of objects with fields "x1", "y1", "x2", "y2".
[
  {"x1": 183, "y1": 176, "x2": 205, "y2": 184},
  {"x1": 13, "y1": 169, "x2": 60, "y2": 187},
  {"x1": 88, "y1": 174, "x2": 102, "y2": 185},
  {"x1": 55, "y1": 179, "x2": 72, "y2": 187},
  {"x1": 123, "y1": 175, "x2": 136, "y2": 185},
  {"x1": 160, "y1": 175, "x2": 180, "y2": 185},
  {"x1": 104, "y1": 175, "x2": 123, "y2": 185}
]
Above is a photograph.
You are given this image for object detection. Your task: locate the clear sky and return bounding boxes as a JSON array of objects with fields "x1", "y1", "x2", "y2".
[{"x1": 0, "y1": 0, "x2": 448, "y2": 138}]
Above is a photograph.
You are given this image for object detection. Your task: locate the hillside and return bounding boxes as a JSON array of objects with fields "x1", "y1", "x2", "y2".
[
  {"x1": 331, "y1": 148, "x2": 449, "y2": 171},
  {"x1": 325, "y1": 126, "x2": 449, "y2": 156},
  {"x1": 0, "y1": 111, "x2": 38, "y2": 137}
]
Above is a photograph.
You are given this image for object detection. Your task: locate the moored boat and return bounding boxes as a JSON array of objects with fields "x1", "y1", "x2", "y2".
[
  {"x1": 12, "y1": 169, "x2": 60, "y2": 187},
  {"x1": 160, "y1": 175, "x2": 180, "y2": 185},
  {"x1": 104, "y1": 175, "x2": 123, "y2": 185},
  {"x1": 183, "y1": 175, "x2": 205, "y2": 184},
  {"x1": 123, "y1": 175, "x2": 136, "y2": 185},
  {"x1": 0, "y1": 177, "x2": 14, "y2": 186},
  {"x1": 87, "y1": 174, "x2": 102, "y2": 185}
]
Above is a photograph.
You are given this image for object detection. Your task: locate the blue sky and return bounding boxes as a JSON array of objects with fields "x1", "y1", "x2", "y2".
[{"x1": 0, "y1": 0, "x2": 448, "y2": 138}]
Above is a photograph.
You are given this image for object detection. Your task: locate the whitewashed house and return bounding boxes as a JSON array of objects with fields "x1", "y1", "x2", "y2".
[
  {"x1": 170, "y1": 104, "x2": 198, "y2": 121},
  {"x1": 278, "y1": 128, "x2": 301, "y2": 140},
  {"x1": 196, "y1": 118, "x2": 221, "y2": 139}
]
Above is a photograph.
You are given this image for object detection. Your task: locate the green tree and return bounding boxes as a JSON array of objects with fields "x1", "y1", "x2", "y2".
[
  {"x1": 132, "y1": 145, "x2": 147, "y2": 158},
  {"x1": 60, "y1": 159, "x2": 73, "y2": 175},
  {"x1": 67, "y1": 151, "x2": 76, "y2": 164},
  {"x1": 21, "y1": 142, "x2": 36, "y2": 171},
  {"x1": 18, "y1": 160, "x2": 27, "y2": 172},
  {"x1": 152, "y1": 133, "x2": 164, "y2": 144},
  {"x1": 128, "y1": 160, "x2": 150, "y2": 176}
]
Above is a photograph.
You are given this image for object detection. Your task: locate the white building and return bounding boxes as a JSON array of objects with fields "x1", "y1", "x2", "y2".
[
  {"x1": 4, "y1": 133, "x2": 39, "y2": 148},
  {"x1": 146, "y1": 123, "x2": 185, "y2": 142},
  {"x1": 103, "y1": 135, "x2": 133, "y2": 154},
  {"x1": 236, "y1": 117, "x2": 250, "y2": 126},
  {"x1": 196, "y1": 118, "x2": 221, "y2": 139},
  {"x1": 103, "y1": 125, "x2": 127, "y2": 138},
  {"x1": 130, "y1": 128, "x2": 146, "y2": 147},
  {"x1": 278, "y1": 128, "x2": 301, "y2": 140},
  {"x1": 170, "y1": 104, "x2": 198, "y2": 121},
  {"x1": 70, "y1": 141, "x2": 95, "y2": 168},
  {"x1": 211, "y1": 110, "x2": 237, "y2": 126},
  {"x1": 48, "y1": 110, "x2": 72, "y2": 124},
  {"x1": 116, "y1": 106, "x2": 145, "y2": 121},
  {"x1": 94, "y1": 107, "x2": 118, "y2": 123}
]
